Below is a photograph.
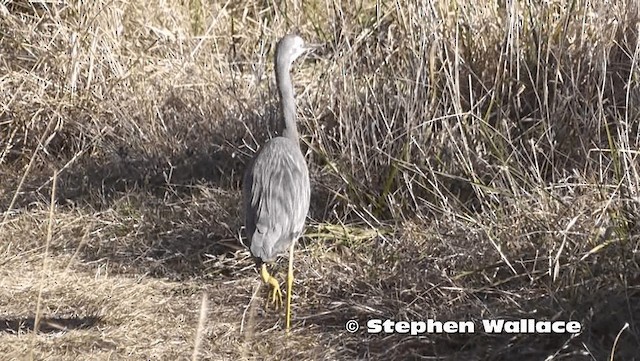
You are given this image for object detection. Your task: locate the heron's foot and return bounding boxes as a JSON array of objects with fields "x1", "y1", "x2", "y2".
[
  {"x1": 261, "y1": 264, "x2": 283, "y2": 310},
  {"x1": 269, "y1": 283, "x2": 283, "y2": 309}
]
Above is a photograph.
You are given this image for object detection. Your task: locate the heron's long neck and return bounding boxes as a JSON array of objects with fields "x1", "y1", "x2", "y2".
[{"x1": 275, "y1": 59, "x2": 299, "y2": 142}]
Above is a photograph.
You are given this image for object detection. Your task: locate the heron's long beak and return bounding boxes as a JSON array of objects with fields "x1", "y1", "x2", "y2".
[
  {"x1": 302, "y1": 43, "x2": 321, "y2": 61},
  {"x1": 305, "y1": 43, "x2": 321, "y2": 52}
]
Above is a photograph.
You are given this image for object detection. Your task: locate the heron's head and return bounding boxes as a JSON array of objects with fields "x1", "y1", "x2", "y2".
[{"x1": 276, "y1": 34, "x2": 311, "y2": 68}]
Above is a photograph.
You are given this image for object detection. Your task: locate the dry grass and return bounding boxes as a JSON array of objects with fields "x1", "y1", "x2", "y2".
[{"x1": 1, "y1": 0, "x2": 639, "y2": 359}]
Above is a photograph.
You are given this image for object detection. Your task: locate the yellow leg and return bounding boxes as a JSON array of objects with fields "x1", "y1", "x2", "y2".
[
  {"x1": 285, "y1": 240, "x2": 296, "y2": 334},
  {"x1": 260, "y1": 264, "x2": 283, "y2": 309}
]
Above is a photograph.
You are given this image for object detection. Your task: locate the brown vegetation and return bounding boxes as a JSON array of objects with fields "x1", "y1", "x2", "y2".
[{"x1": 1, "y1": 0, "x2": 639, "y2": 359}]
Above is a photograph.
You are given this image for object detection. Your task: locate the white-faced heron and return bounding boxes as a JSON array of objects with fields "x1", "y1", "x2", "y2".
[{"x1": 242, "y1": 33, "x2": 312, "y2": 333}]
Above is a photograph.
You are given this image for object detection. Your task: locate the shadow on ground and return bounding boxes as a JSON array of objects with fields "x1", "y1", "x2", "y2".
[
  {"x1": 1, "y1": 90, "x2": 340, "y2": 283},
  {"x1": 0, "y1": 316, "x2": 102, "y2": 335}
]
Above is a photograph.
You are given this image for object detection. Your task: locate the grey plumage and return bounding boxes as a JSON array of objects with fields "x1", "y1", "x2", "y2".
[
  {"x1": 243, "y1": 137, "x2": 310, "y2": 262},
  {"x1": 243, "y1": 33, "x2": 311, "y2": 264},
  {"x1": 241, "y1": 34, "x2": 312, "y2": 332}
]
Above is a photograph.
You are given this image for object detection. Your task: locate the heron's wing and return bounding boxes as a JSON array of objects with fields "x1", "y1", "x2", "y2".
[{"x1": 243, "y1": 138, "x2": 310, "y2": 261}]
